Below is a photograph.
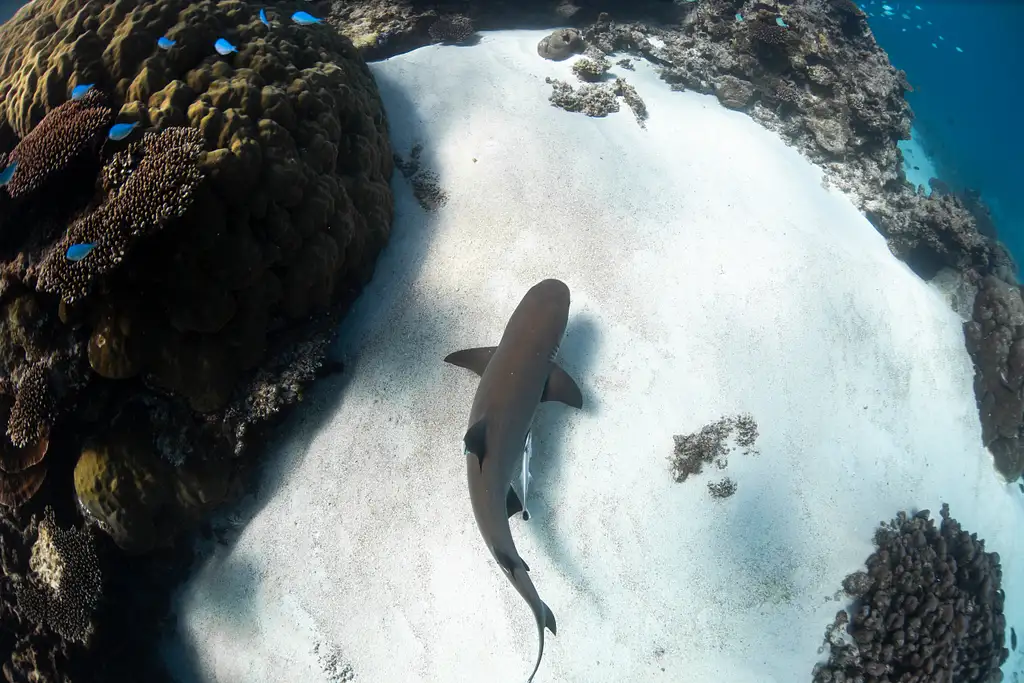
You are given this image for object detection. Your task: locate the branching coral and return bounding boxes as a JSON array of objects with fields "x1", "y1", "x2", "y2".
[
  {"x1": 1, "y1": 90, "x2": 112, "y2": 199},
  {"x1": 427, "y1": 15, "x2": 475, "y2": 44},
  {"x1": 14, "y1": 506, "x2": 102, "y2": 644},
  {"x1": 814, "y1": 505, "x2": 1008, "y2": 682},
  {"x1": 748, "y1": 19, "x2": 789, "y2": 46},
  {"x1": 36, "y1": 127, "x2": 206, "y2": 304},
  {"x1": 7, "y1": 363, "x2": 54, "y2": 449}
]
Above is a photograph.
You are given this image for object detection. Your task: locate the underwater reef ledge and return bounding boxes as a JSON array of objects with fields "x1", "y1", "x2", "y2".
[{"x1": 0, "y1": 0, "x2": 393, "y2": 678}]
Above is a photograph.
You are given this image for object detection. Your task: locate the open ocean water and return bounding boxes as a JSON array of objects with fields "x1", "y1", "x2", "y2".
[{"x1": 864, "y1": 0, "x2": 1024, "y2": 257}]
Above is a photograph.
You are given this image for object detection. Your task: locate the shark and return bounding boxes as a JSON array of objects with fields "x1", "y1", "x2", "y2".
[{"x1": 444, "y1": 278, "x2": 584, "y2": 683}]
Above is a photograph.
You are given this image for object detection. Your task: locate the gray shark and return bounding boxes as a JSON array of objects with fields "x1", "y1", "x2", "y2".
[{"x1": 445, "y1": 278, "x2": 584, "y2": 683}]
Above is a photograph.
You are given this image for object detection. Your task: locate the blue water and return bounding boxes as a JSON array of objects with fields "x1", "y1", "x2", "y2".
[{"x1": 865, "y1": 0, "x2": 1024, "y2": 259}]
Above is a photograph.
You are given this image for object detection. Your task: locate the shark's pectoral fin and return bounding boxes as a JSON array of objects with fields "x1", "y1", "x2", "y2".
[
  {"x1": 541, "y1": 364, "x2": 584, "y2": 409},
  {"x1": 463, "y1": 419, "x2": 487, "y2": 469},
  {"x1": 542, "y1": 601, "x2": 557, "y2": 636},
  {"x1": 506, "y1": 486, "x2": 524, "y2": 519},
  {"x1": 444, "y1": 346, "x2": 497, "y2": 377}
]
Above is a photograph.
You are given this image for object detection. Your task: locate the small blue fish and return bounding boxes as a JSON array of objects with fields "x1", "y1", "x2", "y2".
[
  {"x1": 915, "y1": 4, "x2": 921, "y2": 9},
  {"x1": 260, "y1": 8, "x2": 270, "y2": 27},
  {"x1": 157, "y1": 36, "x2": 175, "y2": 49},
  {"x1": 71, "y1": 83, "x2": 94, "y2": 100},
  {"x1": 882, "y1": 3, "x2": 893, "y2": 9},
  {"x1": 108, "y1": 121, "x2": 138, "y2": 141},
  {"x1": 955, "y1": 46, "x2": 963, "y2": 53},
  {"x1": 291, "y1": 11, "x2": 321, "y2": 25},
  {"x1": 65, "y1": 243, "x2": 95, "y2": 261},
  {"x1": 735, "y1": 12, "x2": 743, "y2": 21},
  {"x1": 214, "y1": 38, "x2": 237, "y2": 55},
  {"x1": 775, "y1": 16, "x2": 788, "y2": 27},
  {"x1": 0, "y1": 160, "x2": 16, "y2": 187}
]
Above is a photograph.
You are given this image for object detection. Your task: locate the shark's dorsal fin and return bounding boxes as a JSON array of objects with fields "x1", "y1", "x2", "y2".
[
  {"x1": 463, "y1": 419, "x2": 488, "y2": 468},
  {"x1": 506, "y1": 486, "x2": 524, "y2": 519},
  {"x1": 444, "y1": 346, "x2": 497, "y2": 377},
  {"x1": 541, "y1": 364, "x2": 584, "y2": 409}
]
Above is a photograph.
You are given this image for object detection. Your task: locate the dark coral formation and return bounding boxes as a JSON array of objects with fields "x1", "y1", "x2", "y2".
[
  {"x1": 0, "y1": 463, "x2": 47, "y2": 510},
  {"x1": 538, "y1": 28, "x2": 586, "y2": 61},
  {"x1": 6, "y1": 363, "x2": 55, "y2": 450},
  {"x1": 36, "y1": 127, "x2": 206, "y2": 305},
  {"x1": 863, "y1": 190, "x2": 1012, "y2": 281},
  {"x1": 427, "y1": 15, "x2": 475, "y2": 44},
  {"x1": 0, "y1": 0, "x2": 393, "y2": 676},
  {"x1": 669, "y1": 413, "x2": 759, "y2": 485},
  {"x1": 748, "y1": 19, "x2": 789, "y2": 47},
  {"x1": 1, "y1": 90, "x2": 112, "y2": 200},
  {"x1": 14, "y1": 507, "x2": 101, "y2": 644},
  {"x1": 0, "y1": 0, "x2": 394, "y2": 506},
  {"x1": 963, "y1": 276, "x2": 1024, "y2": 480},
  {"x1": 814, "y1": 505, "x2": 1007, "y2": 683}
]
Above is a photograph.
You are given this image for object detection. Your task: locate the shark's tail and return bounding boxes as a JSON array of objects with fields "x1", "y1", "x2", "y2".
[{"x1": 527, "y1": 600, "x2": 557, "y2": 683}]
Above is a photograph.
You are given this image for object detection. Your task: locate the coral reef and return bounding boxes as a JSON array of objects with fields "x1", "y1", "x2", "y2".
[
  {"x1": 427, "y1": 15, "x2": 475, "y2": 44},
  {"x1": 73, "y1": 405, "x2": 231, "y2": 555},
  {"x1": 0, "y1": 0, "x2": 393, "y2": 503},
  {"x1": 0, "y1": 90, "x2": 112, "y2": 200},
  {"x1": 963, "y1": 275, "x2": 1024, "y2": 480},
  {"x1": 36, "y1": 127, "x2": 207, "y2": 305},
  {"x1": 0, "y1": 0, "x2": 393, "y2": 676},
  {"x1": 814, "y1": 505, "x2": 1008, "y2": 682},
  {"x1": 13, "y1": 507, "x2": 102, "y2": 644}
]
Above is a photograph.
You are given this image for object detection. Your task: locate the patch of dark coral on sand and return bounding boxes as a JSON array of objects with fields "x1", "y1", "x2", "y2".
[
  {"x1": 814, "y1": 504, "x2": 1008, "y2": 683},
  {"x1": 669, "y1": 413, "x2": 758, "y2": 498},
  {"x1": 393, "y1": 143, "x2": 448, "y2": 212}
]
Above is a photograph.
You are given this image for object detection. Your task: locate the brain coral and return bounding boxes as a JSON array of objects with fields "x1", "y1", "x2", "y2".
[{"x1": 0, "y1": 0, "x2": 393, "y2": 512}]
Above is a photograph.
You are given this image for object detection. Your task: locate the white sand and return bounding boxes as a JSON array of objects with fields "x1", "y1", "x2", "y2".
[{"x1": 166, "y1": 30, "x2": 1024, "y2": 683}]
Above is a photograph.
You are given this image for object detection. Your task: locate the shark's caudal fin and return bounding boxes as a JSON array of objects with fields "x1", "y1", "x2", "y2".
[
  {"x1": 541, "y1": 365, "x2": 584, "y2": 409},
  {"x1": 444, "y1": 346, "x2": 497, "y2": 376},
  {"x1": 527, "y1": 600, "x2": 558, "y2": 683}
]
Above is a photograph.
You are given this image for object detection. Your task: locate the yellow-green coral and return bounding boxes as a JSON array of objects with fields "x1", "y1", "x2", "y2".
[{"x1": 73, "y1": 415, "x2": 230, "y2": 553}]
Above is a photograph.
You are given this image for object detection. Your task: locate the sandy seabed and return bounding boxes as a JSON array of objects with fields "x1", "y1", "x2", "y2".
[{"x1": 165, "y1": 30, "x2": 1024, "y2": 683}]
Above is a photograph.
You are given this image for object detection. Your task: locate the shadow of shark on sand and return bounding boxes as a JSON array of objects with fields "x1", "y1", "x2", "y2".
[{"x1": 520, "y1": 312, "x2": 605, "y2": 612}]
